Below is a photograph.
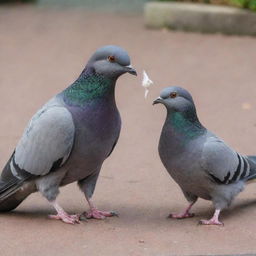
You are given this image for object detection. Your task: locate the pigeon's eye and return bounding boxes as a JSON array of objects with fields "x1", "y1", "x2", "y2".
[
  {"x1": 108, "y1": 56, "x2": 115, "y2": 62},
  {"x1": 170, "y1": 92, "x2": 177, "y2": 98}
]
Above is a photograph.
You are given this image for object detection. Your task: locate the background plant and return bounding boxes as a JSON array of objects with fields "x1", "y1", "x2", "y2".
[{"x1": 159, "y1": 0, "x2": 256, "y2": 11}]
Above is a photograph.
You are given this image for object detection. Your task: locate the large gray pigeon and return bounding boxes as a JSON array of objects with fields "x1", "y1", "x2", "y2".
[
  {"x1": 153, "y1": 86, "x2": 256, "y2": 225},
  {"x1": 0, "y1": 45, "x2": 137, "y2": 224}
]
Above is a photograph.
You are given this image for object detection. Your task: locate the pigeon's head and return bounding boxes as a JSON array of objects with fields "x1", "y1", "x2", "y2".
[
  {"x1": 153, "y1": 86, "x2": 196, "y2": 114},
  {"x1": 87, "y1": 45, "x2": 137, "y2": 79}
]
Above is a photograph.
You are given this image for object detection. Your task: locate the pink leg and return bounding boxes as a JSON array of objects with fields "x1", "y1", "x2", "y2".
[
  {"x1": 169, "y1": 202, "x2": 195, "y2": 219},
  {"x1": 81, "y1": 198, "x2": 118, "y2": 220},
  {"x1": 49, "y1": 201, "x2": 80, "y2": 224},
  {"x1": 199, "y1": 209, "x2": 223, "y2": 226}
]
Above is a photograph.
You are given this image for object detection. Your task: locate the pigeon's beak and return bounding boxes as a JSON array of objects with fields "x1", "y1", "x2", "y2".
[
  {"x1": 153, "y1": 97, "x2": 163, "y2": 105},
  {"x1": 125, "y1": 65, "x2": 137, "y2": 76}
]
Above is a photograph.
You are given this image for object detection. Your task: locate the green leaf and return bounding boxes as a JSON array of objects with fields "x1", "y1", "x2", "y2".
[
  {"x1": 248, "y1": 0, "x2": 256, "y2": 10},
  {"x1": 228, "y1": 0, "x2": 247, "y2": 7}
]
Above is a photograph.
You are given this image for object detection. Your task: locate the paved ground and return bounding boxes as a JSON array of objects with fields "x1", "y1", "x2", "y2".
[{"x1": 1, "y1": 5, "x2": 256, "y2": 256}]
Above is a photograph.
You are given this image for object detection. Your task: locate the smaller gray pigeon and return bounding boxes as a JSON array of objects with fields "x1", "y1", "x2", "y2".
[{"x1": 153, "y1": 86, "x2": 256, "y2": 225}]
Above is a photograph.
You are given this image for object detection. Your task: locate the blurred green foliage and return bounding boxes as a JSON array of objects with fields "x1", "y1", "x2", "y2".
[
  {"x1": 159, "y1": 0, "x2": 256, "y2": 11},
  {"x1": 248, "y1": 0, "x2": 256, "y2": 10}
]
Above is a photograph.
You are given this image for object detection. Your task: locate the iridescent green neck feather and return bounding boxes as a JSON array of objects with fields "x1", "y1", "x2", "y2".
[
  {"x1": 63, "y1": 73, "x2": 114, "y2": 107},
  {"x1": 169, "y1": 111, "x2": 205, "y2": 140}
]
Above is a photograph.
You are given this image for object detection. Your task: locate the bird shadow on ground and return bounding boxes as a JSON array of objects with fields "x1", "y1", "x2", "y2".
[
  {"x1": 194, "y1": 198, "x2": 256, "y2": 221},
  {"x1": 223, "y1": 199, "x2": 256, "y2": 217},
  {"x1": 0, "y1": 198, "x2": 256, "y2": 225},
  {"x1": 0, "y1": 208, "x2": 52, "y2": 221},
  {"x1": 0, "y1": 203, "x2": 171, "y2": 227}
]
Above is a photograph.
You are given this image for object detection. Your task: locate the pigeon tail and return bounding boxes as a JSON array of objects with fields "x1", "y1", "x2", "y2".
[
  {"x1": 245, "y1": 155, "x2": 256, "y2": 184},
  {"x1": 0, "y1": 157, "x2": 35, "y2": 212}
]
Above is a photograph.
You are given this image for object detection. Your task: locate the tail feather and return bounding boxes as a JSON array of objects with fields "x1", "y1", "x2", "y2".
[
  {"x1": 0, "y1": 180, "x2": 21, "y2": 195},
  {"x1": 0, "y1": 181, "x2": 36, "y2": 212},
  {"x1": 0, "y1": 155, "x2": 35, "y2": 212},
  {"x1": 245, "y1": 155, "x2": 256, "y2": 183}
]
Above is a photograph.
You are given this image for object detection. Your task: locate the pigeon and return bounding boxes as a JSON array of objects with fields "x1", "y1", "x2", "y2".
[
  {"x1": 153, "y1": 86, "x2": 256, "y2": 225},
  {"x1": 0, "y1": 45, "x2": 137, "y2": 224},
  {"x1": 142, "y1": 70, "x2": 153, "y2": 98}
]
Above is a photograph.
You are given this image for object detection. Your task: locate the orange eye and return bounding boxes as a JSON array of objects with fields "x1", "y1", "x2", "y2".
[
  {"x1": 108, "y1": 55, "x2": 115, "y2": 62},
  {"x1": 170, "y1": 92, "x2": 177, "y2": 98}
]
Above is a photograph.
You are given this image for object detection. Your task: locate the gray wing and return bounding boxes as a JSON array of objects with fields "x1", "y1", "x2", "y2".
[
  {"x1": 200, "y1": 135, "x2": 250, "y2": 184},
  {"x1": 11, "y1": 99, "x2": 75, "y2": 177}
]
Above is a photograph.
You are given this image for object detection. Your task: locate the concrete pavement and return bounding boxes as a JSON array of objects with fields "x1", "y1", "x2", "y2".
[{"x1": 1, "y1": 6, "x2": 256, "y2": 255}]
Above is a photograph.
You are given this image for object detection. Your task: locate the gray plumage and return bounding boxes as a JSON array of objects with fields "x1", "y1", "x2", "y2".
[
  {"x1": 0, "y1": 45, "x2": 136, "y2": 223},
  {"x1": 153, "y1": 86, "x2": 256, "y2": 225},
  {"x1": 15, "y1": 98, "x2": 75, "y2": 176}
]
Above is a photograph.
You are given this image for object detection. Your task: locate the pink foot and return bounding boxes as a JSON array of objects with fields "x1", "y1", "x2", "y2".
[
  {"x1": 168, "y1": 212, "x2": 195, "y2": 219},
  {"x1": 49, "y1": 213, "x2": 80, "y2": 224},
  {"x1": 168, "y1": 202, "x2": 196, "y2": 219},
  {"x1": 199, "y1": 218, "x2": 224, "y2": 226},
  {"x1": 82, "y1": 208, "x2": 118, "y2": 220},
  {"x1": 199, "y1": 209, "x2": 223, "y2": 226}
]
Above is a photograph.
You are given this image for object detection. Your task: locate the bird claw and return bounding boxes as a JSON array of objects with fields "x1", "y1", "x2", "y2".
[
  {"x1": 110, "y1": 211, "x2": 119, "y2": 217},
  {"x1": 168, "y1": 212, "x2": 195, "y2": 219},
  {"x1": 49, "y1": 213, "x2": 80, "y2": 224},
  {"x1": 81, "y1": 209, "x2": 118, "y2": 220},
  {"x1": 198, "y1": 219, "x2": 224, "y2": 226}
]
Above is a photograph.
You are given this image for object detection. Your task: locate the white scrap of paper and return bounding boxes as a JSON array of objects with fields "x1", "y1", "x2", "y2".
[{"x1": 142, "y1": 70, "x2": 153, "y2": 98}]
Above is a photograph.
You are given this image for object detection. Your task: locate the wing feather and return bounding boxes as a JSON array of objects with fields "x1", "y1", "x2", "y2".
[
  {"x1": 13, "y1": 100, "x2": 75, "y2": 176},
  {"x1": 200, "y1": 136, "x2": 250, "y2": 185}
]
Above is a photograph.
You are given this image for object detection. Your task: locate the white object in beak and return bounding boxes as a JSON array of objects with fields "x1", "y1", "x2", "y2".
[{"x1": 142, "y1": 70, "x2": 153, "y2": 98}]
